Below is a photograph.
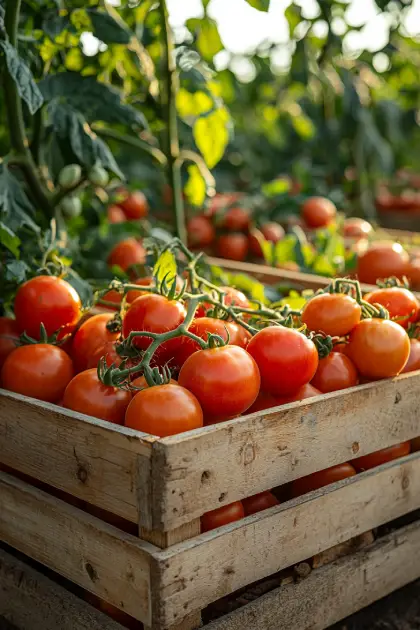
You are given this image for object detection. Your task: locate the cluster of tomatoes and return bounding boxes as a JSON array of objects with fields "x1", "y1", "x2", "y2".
[{"x1": 106, "y1": 189, "x2": 149, "y2": 272}]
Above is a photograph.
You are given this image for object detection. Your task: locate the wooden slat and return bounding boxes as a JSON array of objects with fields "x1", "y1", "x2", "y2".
[
  {"x1": 204, "y1": 518, "x2": 420, "y2": 630},
  {"x1": 0, "y1": 472, "x2": 153, "y2": 625},
  {"x1": 0, "y1": 548, "x2": 126, "y2": 630},
  {"x1": 151, "y1": 372, "x2": 420, "y2": 530},
  {"x1": 0, "y1": 389, "x2": 156, "y2": 522},
  {"x1": 154, "y1": 452, "x2": 420, "y2": 627}
]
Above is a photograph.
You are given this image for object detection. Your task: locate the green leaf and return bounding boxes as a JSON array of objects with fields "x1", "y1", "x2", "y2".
[
  {"x1": 312, "y1": 254, "x2": 336, "y2": 277},
  {"x1": 64, "y1": 268, "x2": 93, "y2": 308},
  {"x1": 244, "y1": 0, "x2": 270, "y2": 11},
  {"x1": 193, "y1": 108, "x2": 230, "y2": 168},
  {"x1": 184, "y1": 164, "x2": 206, "y2": 207},
  {"x1": 285, "y1": 4, "x2": 302, "y2": 36},
  {"x1": 262, "y1": 177, "x2": 291, "y2": 197},
  {"x1": 188, "y1": 17, "x2": 223, "y2": 62},
  {"x1": 0, "y1": 165, "x2": 40, "y2": 236},
  {"x1": 42, "y1": 13, "x2": 70, "y2": 39},
  {"x1": 227, "y1": 273, "x2": 268, "y2": 306},
  {"x1": 0, "y1": 40, "x2": 43, "y2": 114},
  {"x1": 0, "y1": 222, "x2": 21, "y2": 257},
  {"x1": 88, "y1": 9, "x2": 131, "y2": 44},
  {"x1": 274, "y1": 235, "x2": 298, "y2": 265},
  {"x1": 5, "y1": 260, "x2": 30, "y2": 283},
  {"x1": 153, "y1": 250, "x2": 177, "y2": 287}
]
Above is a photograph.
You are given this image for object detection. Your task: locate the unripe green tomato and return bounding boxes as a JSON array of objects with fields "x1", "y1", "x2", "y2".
[
  {"x1": 61, "y1": 196, "x2": 82, "y2": 218},
  {"x1": 88, "y1": 165, "x2": 109, "y2": 187},
  {"x1": 58, "y1": 164, "x2": 82, "y2": 189}
]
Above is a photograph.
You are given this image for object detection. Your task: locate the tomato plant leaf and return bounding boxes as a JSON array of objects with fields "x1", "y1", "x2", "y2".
[
  {"x1": 244, "y1": 0, "x2": 270, "y2": 11},
  {"x1": 187, "y1": 17, "x2": 223, "y2": 62},
  {"x1": 0, "y1": 165, "x2": 40, "y2": 237},
  {"x1": 274, "y1": 235, "x2": 298, "y2": 265},
  {"x1": 0, "y1": 221, "x2": 21, "y2": 257},
  {"x1": 193, "y1": 108, "x2": 230, "y2": 169},
  {"x1": 88, "y1": 9, "x2": 131, "y2": 44},
  {"x1": 0, "y1": 40, "x2": 43, "y2": 114},
  {"x1": 5, "y1": 260, "x2": 30, "y2": 283},
  {"x1": 153, "y1": 250, "x2": 177, "y2": 287}
]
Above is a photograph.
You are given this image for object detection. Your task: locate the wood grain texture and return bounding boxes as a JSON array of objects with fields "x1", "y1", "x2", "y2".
[
  {"x1": 0, "y1": 389, "x2": 156, "y2": 522},
  {"x1": 154, "y1": 452, "x2": 420, "y2": 627},
  {"x1": 204, "y1": 518, "x2": 420, "y2": 630},
  {"x1": 153, "y1": 372, "x2": 420, "y2": 529},
  {"x1": 0, "y1": 548, "x2": 126, "y2": 630},
  {"x1": 0, "y1": 472, "x2": 153, "y2": 625}
]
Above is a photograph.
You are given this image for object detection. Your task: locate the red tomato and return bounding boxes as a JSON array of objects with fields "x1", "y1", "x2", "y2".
[
  {"x1": 56, "y1": 322, "x2": 77, "y2": 355},
  {"x1": 311, "y1": 353, "x2": 358, "y2": 393},
  {"x1": 301, "y1": 293, "x2": 361, "y2": 337},
  {"x1": 352, "y1": 442, "x2": 411, "y2": 472},
  {"x1": 206, "y1": 192, "x2": 244, "y2": 218},
  {"x1": 174, "y1": 318, "x2": 243, "y2": 367},
  {"x1": 347, "y1": 318, "x2": 410, "y2": 379},
  {"x1": 408, "y1": 258, "x2": 420, "y2": 290},
  {"x1": 178, "y1": 345, "x2": 260, "y2": 423},
  {"x1": 402, "y1": 338, "x2": 420, "y2": 373},
  {"x1": 364, "y1": 287, "x2": 419, "y2": 328},
  {"x1": 71, "y1": 313, "x2": 120, "y2": 372},
  {"x1": 278, "y1": 383, "x2": 322, "y2": 403},
  {"x1": 187, "y1": 215, "x2": 215, "y2": 248},
  {"x1": 249, "y1": 222, "x2": 285, "y2": 257},
  {"x1": 86, "y1": 341, "x2": 121, "y2": 369},
  {"x1": 356, "y1": 242, "x2": 410, "y2": 285},
  {"x1": 291, "y1": 463, "x2": 357, "y2": 498},
  {"x1": 343, "y1": 218, "x2": 372, "y2": 240},
  {"x1": 107, "y1": 205, "x2": 126, "y2": 224},
  {"x1": 247, "y1": 327, "x2": 318, "y2": 396},
  {"x1": 302, "y1": 197, "x2": 336, "y2": 228},
  {"x1": 332, "y1": 342, "x2": 350, "y2": 355},
  {"x1": 0, "y1": 317, "x2": 19, "y2": 370},
  {"x1": 126, "y1": 277, "x2": 154, "y2": 303},
  {"x1": 118, "y1": 190, "x2": 149, "y2": 220},
  {"x1": 201, "y1": 501, "x2": 245, "y2": 532},
  {"x1": 107, "y1": 238, "x2": 146, "y2": 272},
  {"x1": 216, "y1": 233, "x2": 249, "y2": 261},
  {"x1": 14, "y1": 275, "x2": 81, "y2": 339},
  {"x1": 247, "y1": 383, "x2": 321, "y2": 414},
  {"x1": 63, "y1": 368, "x2": 131, "y2": 425},
  {"x1": 131, "y1": 375, "x2": 177, "y2": 390},
  {"x1": 223, "y1": 287, "x2": 251, "y2": 310},
  {"x1": 222, "y1": 206, "x2": 250, "y2": 232},
  {"x1": 2, "y1": 344, "x2": 73, "y2": 403},
  {"x1": 242, "y1": 491, "x2": 279, "y2": 515},
  {"x1": 125, "y1": 383, "x2": 203, "y2": 437},
  {"x1": 101, "y1": 289, "x2": 122, "y2": 310}
]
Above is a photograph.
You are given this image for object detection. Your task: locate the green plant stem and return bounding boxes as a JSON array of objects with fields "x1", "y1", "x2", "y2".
[
  {"x1": 93, "y1": 126, "x2": 167, "y2": 166},
  {"x1": 3, "y1": 0, "x2": 52, "y2": 215},
  {"x1": 159, "y1": 0, "x2": 187, "y2": 244}
]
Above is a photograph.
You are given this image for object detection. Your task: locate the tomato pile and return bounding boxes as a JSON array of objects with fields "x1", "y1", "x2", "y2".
[{"x1": 1, "y1": 238, "x2": 419, "y2": 532}]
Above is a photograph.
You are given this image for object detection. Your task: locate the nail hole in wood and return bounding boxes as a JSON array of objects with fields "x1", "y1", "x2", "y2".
[
  {"x1": 219, "y1": 492, "x2": 226, "y2": 502},
  {"x1": 352, "y1": 442, "x2": 360, "y2": 454},
  {"x1": 201, "y1": 470, "x2": 211, "y2": 483},
  {"x1": 395, "y1": 392, "x2": 402, "y2": 404},
  {"x1": 85, "y1": 562, "x2": 98, "y2": 582}
]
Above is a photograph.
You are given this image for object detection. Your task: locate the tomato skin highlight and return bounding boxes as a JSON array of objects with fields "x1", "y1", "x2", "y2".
[
  {"x1": 201, "y1": 501, "x2": 245, "y2": 532},
  {"x1": 302, "y1": 196, "x2": 336, "y2": 228},
  {"x1": 343, "y1": 218, "x2": 372, "y2": 240},
  {"x1": 178, "y1": 345, "x2": 260, "y2": 423},
  {"x1": 291, "y1": 463, "x2": 356, "y2": 498},
  {"x1": 352, "y1": 442, "x2": 411, "y2": 472},
  {"x1": 247, "y1": 327, "x2": 318, "y2": 396},
  {"x1": 402, "y1": 338, "x2": 420, "y2": 373},
  {"x1": 311, "y1": 353, "x2": 359, "y2": 393},
  {"x1": 356, "y1": 242, "x2": 410, "y2": 285},
  {"x1": 71, "y1": 313, "x2": 120, "y2": 373},
  {"x1": 187, "y1": 215, "x2": 215, "y2": 248},
  {"x1": 364, "y1": 287, "x2": 419, "y2": 328},
  {"x1": 0, "y1": 317, "x2": 19, "y2": 371},
  {"x1": 242, "y1": 491, "x2": 279, "y2": 515},
  {"x1": 301, "y1": 293, "x2": 361, "y2": 337},
  {"x1": 63, "y1": 368, "x2": 131, "y2": 425},
  {"x1": 125, "y1": 383, "x2": 203, "y2": 437},
  {"x1": 347, "y1": 318, "x2": 410, "y2": 379},
  {"x1": 2, "y1": 344, "x2": 73, "y2": 403},
  {"x1": 14, "y1": 275, "x2": 81, "y2": 339},
  {"x1": 107, "y1": 238, "x2": 146, "y2": 272},
  {"x1": 216, "y1": 233, "x2": 249, "y2": 261}
]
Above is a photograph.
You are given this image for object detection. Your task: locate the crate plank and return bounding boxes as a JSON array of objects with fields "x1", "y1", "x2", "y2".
[
  {"x1": 0, "y1": 548, "x2": 126, "y2": 630},
  {"x1": 0, "y1": 389, "x2": 156, "y2": 522},
  {"x1": 153, "y1": 372, "x2": 420, "y2": 529},
  {"x1": 0, "y1": 472, "x2": 153, "y2": 625},
  {"x1": 204, "y1": 518, "x2": 420, "y2": 630},
  {"x1": 154, "y1": 452, "x2": 420, "y2": 627}
]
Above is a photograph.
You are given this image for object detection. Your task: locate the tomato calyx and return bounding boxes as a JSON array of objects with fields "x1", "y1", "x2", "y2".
[
  {"x1": 18, "y1": 323, "x2": 65, "y2": 347},
  {"x1": 321, "y1": 278, "x2": 390, "y2": 320},
  {"x1": 306, "y1": 330, "x2": 334, "y2": 359},
  {"x1": 376, "y1": 276, "x2": 410, "y2": 290}
]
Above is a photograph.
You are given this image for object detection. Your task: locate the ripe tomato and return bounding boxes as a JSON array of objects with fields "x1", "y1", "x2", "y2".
[
  {"x1": 125, "y1": 383, "x2": 203, "y2": 437},
  {"x1": 402, "y1": 338, "x2": 420, "y2": 373},
  {"x1": 247, "y1": 383, "x2": 321, "y2": 414},
  {"x1": 291, "y1": 463, "x2": 356, "y2": 498},
  {"x1": 187, "y1": 215, "x2": 215, "y2": 248},
  {"x1": 301, "y1": 197, "x2": 336, "y2": 228},
  {"x1": 364, "y1": 287, "x2": 419, "y2": 328},
  {"x1": 347, "y1": 318, "x2": 410, "y2": 379},
  {"x1": 0, "y1": 317, "x2": 19, "y2": 370},
  {"x1": 222, "y1": 206, "x2": 250, "y2": 232},
  {"x1": 356, "y1": 242, "x2": 410, "y2": 285},
  {"x1": 311, "y1": 353, "x2": 358, "y2": 393},
  {"x1": 118, "y1": 190, "x2": 149, "y2": 219},
  {"x1": 131, "y1": 374, "x2": 177, "y2": 390},
  {"x1": 352, "y1": 442, "x2": 411, "y2": 472},
  {"x1": 201, "y1": 501, "x2": 245, "y2": 532},
  {"x1": 63, "y1": 368, "x2": 131, "y2": 425},
  {"x1": 14, "y1": 275, "x2": 81, "y2": 339},
  {"x1": 86, "y1": 341, "x2": 121, "y2": 369},
  {"x1": 332, "y1": 342, "x2": 350, "y2": 355},
  {"x1": 216, "y1": 233, "x2": 249, "y2": 261},
  {"x1": 247, "y1": 327, "x2": 318, "y2": 396},
  {"x1": 107, "y1": 205, "x2": 126, "y2": 224},
  {"x1": 2, "y1": 344, "x2": 73, "y2": 403},
  {"x1": 126, "y1": 276, "x2": 183, "y2": 303},
  {"x1": 249, "y1": 222, "x2": 285, "y2": 257},
  {"x1": 101, "y1": 289, "x2": 122, "y2": 310},
  {"x1": 71, "y1": 313, "x2": 120, "y2": 372},
  {"x1": 343, "y1": 218, "x2": 372, "y2": 240},
  {"x1": 301, "y1": 293, "x2": 361, "y2": 337},
  {"x1": 195, "y1": 286, "x2": 250, "y2": 319},
  {"x1": 178, "y1": 345, "x2": 260, "y2": 423},
  {"x1": 242, "y1": 491, "x2": 279, "y2": 515},
  {"x1": 408, "y1": 258, "x2": 420, "y2": 290},
  {"x1": 107, "y1": 238, "x2": 146, "y2": 272},
  {"x1": 206, "y1": 192, "x2": 244, "y2": 218},
  {"x1": 174, "y1": 318, "x2": 243, "y2": 367}
]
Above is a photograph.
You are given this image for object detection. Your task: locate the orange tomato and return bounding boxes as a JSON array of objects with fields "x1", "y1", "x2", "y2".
[
  {"x1": 402, "y1": 338, "x2": 420, "y2": 373},
  {"x1": 71, "y1": 313, "x2": 120, "y2": 372},
  {"x1": 356, "y1": 242, "x2": 410, "y2": 285},
  {"x1": 352, "y1": 442, "x2": 411, "y2": 472},
  {"x1": 118, "y1": 190, "x2": 149, "y2": 220},
  {"x1": 291, "y1": 463, "x2": 357, "y2": 498},
  {"x1": 107, "y1": 238, "x2": 146, "y2": 272},
  {"x1": 301, "y1": 293, "x2": 361, "y2": 337},
  {"x1": 302, "y1": 197, "x2": 336, "y2": 228},
  {"x1": 201, "y1": 501, "x2": 245, "y2": 532},
  {"x1": 364, "y1": 287, "x2": 419, "y2": 328},
  {"x1": 242, "y1": 491, "x2": 279, "y2": 515},
  {"x1": 311, "y1": 353, "x2": 358, "y2": 393},
  {"x1": 343, "y1": 218, "x2": 372, "y2": 240}
]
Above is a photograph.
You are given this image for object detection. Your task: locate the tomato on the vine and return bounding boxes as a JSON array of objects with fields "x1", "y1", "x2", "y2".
[
  {"x1": 301, "y1": 197, "x2": 336, "y2": 228},
  {"x1": 364, "y1": 287, "x2": 419, "y2": 328},
  {"x1": 178, "y1": 345, "x2": 260, "y2": 423},
  {"x1": 86, "y1": 341, "x2": 122, "y2": 369},
  {"x1": 216, "y1": 233, "x2": 249, "y2": 261},
  {"x1": 247, "y1": 327, "x2": 318, "y2": 396},
  {"x1": 107, "y1": 238, "x2": 146, "y2": 272},
  {"x1": 125, "y1": 383, "x2": 203, "y2": 437},
  {"x1": 63, "y1": 368, "x2": 131, "y2": 425},
  {"x1": 0, "y1": 317, "x2": 19, "y2": 370},
  {"x1": 201, "y1": 501, "x2": 245, "y2": 532},
  {"x1": 108, "y1": 205, "x2": 126, "y2": 224},
  {"x1": 131, "y1": 375, "x2": 177, "y2": 390},
  {"x1": 222, "y1": 206, "x2": 250, "y2": 232},
  {"x1": 196, "y1": 286, "x2": 251, "y2": 319},
  {"x1": 2, "y1": 344, "x2": 73, "y2": 403},
  {"x1": 311, "y1": 353, "x2": 358, "y2": 393},
  {"x1": 118, "y1": 190, "x2": 149, "y2": 219},
  {"x1": 402, "y1": 338, "x2": 420, "y2": 373},
  {"x1": 14, "y1": 275, "x2": 81, "y2": 340},
  {"x1": 174, "y1": 317, "x2": 243, "y2": 367},
  {"x1": 343, "y1": 218, "x2": 372, "y2": 240},
  {"x1": 352, "y1": 442, "x2": 411, "y2": 472},
  {"x1": 356, "y1": 242, "x2": 409, "y2": 285},
  {"x1": 71, "y1": 313, "x2": 120, "y2": 372},
  {"x1": 101, "y1": 289, "x2": 122, "y2": 310},
  {"x1": 301, "y1": 293, "x2": 361, "y2": 337},
  {"x1": 291, "y1": 463, "x2": 356, "y2": 498},
  {"x1": 347, "y1": 318, "x2": 410, "y2": 379},
  {"x1": 249, "y1": 222, "x2": 285, "y2": 257},
  {"x1": 187, "y1": 215, "x2": 215, "y2": 248},
  {"x1": 242, "y1": 491, "x2": 279, "y2": 515}
]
